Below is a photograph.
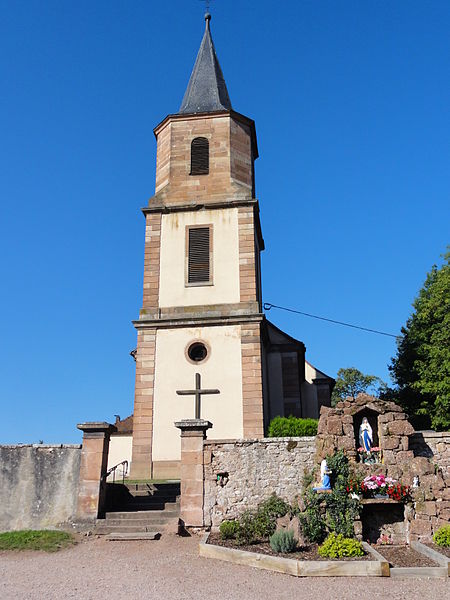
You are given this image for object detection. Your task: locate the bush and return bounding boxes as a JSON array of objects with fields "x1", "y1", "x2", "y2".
[
  {"x1": 269, "y1": 530, "x2": 297, "y2": 553},
  {"x1": 433, "y1": 525, "x2": 450, "y2": 548},
  {"x1": 219, "y1": 520, "x2": 240, "y2": 540},
  {"x1": 236, "y1": 510, "x2": 257, "y2": 545},
  {"x1": 231, "y1": 495, "x2": 291, "y2": 545},
  {"x1": 318, "y1": 533, "x2": 364, "y2": 558},
  {"x1": 253, "y1": 495, "x2": 290, "y2": 538},
  {"x1": 300, "y1": 453, "x2": 360, "y2": 543},
  {"x1": 268, "y1": 416, "x2": 318, "y2": 437},
  {"x1": 300, "y1": 488, "x2": 327, "y2": 543}
]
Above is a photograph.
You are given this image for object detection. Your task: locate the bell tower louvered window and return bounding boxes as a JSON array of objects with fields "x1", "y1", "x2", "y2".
[
  {"x1": 186, "y1": 225, "x2": 213, "y2": 285},
  {"x1": 190, "y1": 137, "x2": 209, "y2": 175}
]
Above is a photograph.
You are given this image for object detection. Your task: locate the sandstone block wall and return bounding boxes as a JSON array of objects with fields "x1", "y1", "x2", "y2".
[
  {"x1": 203, "y1": 437, "x2": 316, "y2": 528},
  {"x1": 410, "y1": 430, "x2": 450, "y2": 481},
  {"x1": 0, "y1": 444, "x2": 81, "y2": 531}
]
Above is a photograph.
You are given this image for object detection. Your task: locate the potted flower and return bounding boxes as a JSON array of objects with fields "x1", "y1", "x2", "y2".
[
  {"x1": 357, "y1": 446, "x2": 381, "y2": 464},
  {"x1": 386, "y1": 482, "x2": 411, "y2": 503},
  {"x1": 360, "y1": 474, "x2": 396, "y2": 498}
]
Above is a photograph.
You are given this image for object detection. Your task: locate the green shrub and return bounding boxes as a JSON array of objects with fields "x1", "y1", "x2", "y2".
[
  {"x1": 219, "y1": 520, "x2": 240, "y2": 540},
  {"x1": 253, "y1": 495, "x2": 290, "y2": 538},
  {"x1": 300, "y1": 488, "x2": 327, "y2": 543},
  {"x1": 433, "y1": 524, "x2": 450, "y2": 548},
  {"x1": 326, "y1": 450, "x2": 350, "y2": 491},
  {"x1": 268, "y1": 416, "x2": 318, "y2": 437},
  {"x1": 318, "y1": 533, "x2": 364, "y2": 558},
  {"x1": 269, "y1": 529, "x2": 297, "y2": 553},
  {"x1": 300, "y1": 453, "x2": 361, "y2": 543},
  {"x1": 236, "y1": 510, "x2": 258, "y2": 545},
  {"x1": 326, "y1": 488, "x2": 360, "y2": 538}
]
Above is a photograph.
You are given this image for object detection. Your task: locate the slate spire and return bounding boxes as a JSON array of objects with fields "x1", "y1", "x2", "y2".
[{"x1": 179, "y1": 13, "x2": 232, "y2": 114}]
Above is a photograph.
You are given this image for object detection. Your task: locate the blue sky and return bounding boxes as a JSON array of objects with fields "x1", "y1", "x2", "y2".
[{"x1": 1, "y1": 1, "x2": 449, "y2": 443}]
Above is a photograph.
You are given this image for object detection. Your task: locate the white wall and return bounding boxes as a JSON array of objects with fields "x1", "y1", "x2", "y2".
[
  {"x1": 152, "y1": 325, "x2": 243, "y2": 462},
  {"x1": 107, "y1": 435, "x2": 132, "y2": 481},
  {"x1": 158, "y1": 208, "x2": 240, "y2": 308}
]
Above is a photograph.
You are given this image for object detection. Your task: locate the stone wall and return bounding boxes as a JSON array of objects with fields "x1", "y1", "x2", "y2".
[
  {"x1": 0, "y1": 444, "x2": 81, "y2": 531},
  {"x1": 203, "y1": 437, "x2": 316, "y2": 528},
  {"x1": 410, "y1": 431, "x2": 450, "y2": 481}
]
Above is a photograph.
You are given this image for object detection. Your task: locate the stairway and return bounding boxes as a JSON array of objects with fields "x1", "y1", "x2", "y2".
[{"x1": 96, "y1": 481, "x2": 181, "y2": 540}]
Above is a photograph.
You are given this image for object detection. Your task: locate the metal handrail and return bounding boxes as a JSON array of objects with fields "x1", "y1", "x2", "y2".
[{"x1": 103, "y1": 460, "x2": 129, "y2": 484}]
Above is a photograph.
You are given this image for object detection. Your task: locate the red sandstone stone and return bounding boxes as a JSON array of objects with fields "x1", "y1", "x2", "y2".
[
  {"x1": 410, "y1": 519, "x2": 432, "y2": 536},
  {"x1": 327, "y1": 417, "x2": 343, "y2": 435},
  {"x1": 387, "y1": 420, "x2": 414, "y2": 436}
]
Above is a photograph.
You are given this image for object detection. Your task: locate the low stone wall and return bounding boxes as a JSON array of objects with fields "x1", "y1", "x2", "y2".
[
  {"x1": 410, "y1": 431, "x2": 450, "y2": 481},
  {"x1": 203, "y1": 437, "x2": 316, "y2": 528},
  {"x1": 0, "y1": 444, "x2": 81, "y2": 531}
]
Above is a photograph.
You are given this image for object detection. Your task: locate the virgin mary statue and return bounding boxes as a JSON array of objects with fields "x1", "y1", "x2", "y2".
[{"x1": 359, "y1": 417, "x2": 373, "y2": 452}]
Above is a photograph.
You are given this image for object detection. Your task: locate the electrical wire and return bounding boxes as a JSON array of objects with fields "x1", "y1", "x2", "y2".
[{"x1": 263, "y1": 302, "x2": 399, "y2": 339}]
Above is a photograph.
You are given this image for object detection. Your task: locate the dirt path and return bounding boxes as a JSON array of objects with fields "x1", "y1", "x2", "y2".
[{"x1": 0, "y1": 535, "x2": 447, "y2": 600}]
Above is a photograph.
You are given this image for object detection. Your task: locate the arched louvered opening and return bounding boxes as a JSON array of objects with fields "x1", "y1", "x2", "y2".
[{"x1": 190, "y1": 137, "x2": 209, "y2": 175}]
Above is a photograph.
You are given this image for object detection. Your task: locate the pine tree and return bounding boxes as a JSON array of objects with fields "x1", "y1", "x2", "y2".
[{"x1": 389, "y1": 250, "x2": 450, "y2": 430}]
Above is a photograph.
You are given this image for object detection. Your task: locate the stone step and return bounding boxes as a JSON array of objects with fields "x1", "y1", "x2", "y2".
[
  {"x1": 105, "y1": 532, "x2": 161, "y2": 541},
  {"x1": 128, "y1": 490, "x2": 181, "y2": 498},
  {"x1": 105, "y1": 509, "x2": 179, "y2": 521},
  {"x1": 117, "y1": 505, "x2": 179, "y2": 513},
  {"x1": 122, "y1": 503, "x2": 179, "y2": 512},
  {"x1": 124, "y1": 483, "x2": 180, "y2": 493},
  {"x1": 104, "y1": 515, "x2": 178, "y2": 528},
  {"x1": 96, "y1": 523, "x2": 169, "y2": 534},
  {"x1": 125, "y1": 496, "x2": 180, "y2": 504}
]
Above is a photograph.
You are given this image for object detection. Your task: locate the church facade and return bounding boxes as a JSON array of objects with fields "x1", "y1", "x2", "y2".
[{"x1": 129, "y1": 15, "x2": 334, "y2": 480}]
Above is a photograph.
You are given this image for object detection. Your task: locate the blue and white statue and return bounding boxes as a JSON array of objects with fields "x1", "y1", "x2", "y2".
[
  {"x1": 313, "y1": 459, "x2": 332, "y2": 491},
  {"x1": 359, "y1": 417, "x2": 373, "y2": 452}
]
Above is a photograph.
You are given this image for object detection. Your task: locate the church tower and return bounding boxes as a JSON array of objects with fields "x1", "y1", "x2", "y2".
[{"x1": 130, "y1": 14, "x2": 265, "y2": 479}]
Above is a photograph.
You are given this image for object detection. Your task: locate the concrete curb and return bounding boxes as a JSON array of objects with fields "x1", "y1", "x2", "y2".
[{"x1": 411, "y1": 541, "x2": 449, "y2": 577}]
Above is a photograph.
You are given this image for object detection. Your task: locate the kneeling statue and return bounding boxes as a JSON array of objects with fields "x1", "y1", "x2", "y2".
[{"x1": 313, "y1": 459, "x2": 332, "y2": 491}]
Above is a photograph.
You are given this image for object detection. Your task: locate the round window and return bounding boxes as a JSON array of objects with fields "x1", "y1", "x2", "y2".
[{"x1": 187, "y1": 342, "x2": 208, "y2": 363}]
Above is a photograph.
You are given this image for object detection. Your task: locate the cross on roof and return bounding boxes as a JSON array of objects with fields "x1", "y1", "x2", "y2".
[
  {"x1": 199, "y1": 0, "x2": 213, "y2": 14},
  {"x1": 176, "y1": 373, "x2": 220, "y2": 419}
]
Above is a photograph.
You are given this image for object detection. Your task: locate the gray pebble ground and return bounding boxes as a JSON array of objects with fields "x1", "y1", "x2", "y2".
[{"x1": 0, "y1": 535, "x2": 448, "y2": 600}]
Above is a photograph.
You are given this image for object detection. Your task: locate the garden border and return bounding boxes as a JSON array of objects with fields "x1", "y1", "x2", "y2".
[
  {"x1": 411, "y1": 541, "x2": 449, "y2": 577},
  {"x1": 199, "y1": 534, "x2": 389, "y2": 577}
]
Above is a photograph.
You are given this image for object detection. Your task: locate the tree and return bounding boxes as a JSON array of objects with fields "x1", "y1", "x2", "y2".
[
  {"x1": 389, "y1": 250, "x2": 450, "y2": 431},
  {"x1": 331, "y1": 367, "x2": 385, "y2": 406}
]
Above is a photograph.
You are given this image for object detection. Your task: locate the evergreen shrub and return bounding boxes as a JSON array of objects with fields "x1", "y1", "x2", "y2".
[
  {"x1": 433, "y1": 524, "x2": 450, "y2": 547},
  {"x1": 253, "y1": 495, "x2": 290, "y2": 538},
  {"x1": 267, "y1": 416, "x2": 318, "y2": 437},
  {"x1": 269, "y1": 529, "x2": 297, "y2": 553},
  {"x1": 236, "y1": 510, "x2": 257, "y2": 545},
  {"x1": 318, "y1": 533, "x2": 364, "y2": 558},
  {"x1": 219, "y1": 520, "x2": 240, "y2": 540},
  {"x1": 300, "y1": 451, "x2": 361, "y2": 542}
]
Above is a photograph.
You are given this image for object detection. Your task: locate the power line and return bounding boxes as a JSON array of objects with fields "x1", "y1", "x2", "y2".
[{"x1": 263, "y1": 302, "x2": 399, "y2": 339}]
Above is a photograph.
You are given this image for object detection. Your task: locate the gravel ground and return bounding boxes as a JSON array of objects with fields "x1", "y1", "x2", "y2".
[{"x1": 0, "y1": 534, "x2": 448, "y2": 600}]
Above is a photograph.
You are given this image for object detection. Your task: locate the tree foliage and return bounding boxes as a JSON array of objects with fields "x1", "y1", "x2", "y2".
[
  {"x1": 389, "y1": 250, "x2": 450, "y2": 431},
  {"x1": 331, "y1": 367, "x2": 384, "y2": 407}
]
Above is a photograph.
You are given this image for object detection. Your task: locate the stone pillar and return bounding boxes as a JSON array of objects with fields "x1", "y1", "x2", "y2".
[
  {"x1": 175, "y1": 419, "x2": 212, "y2": 527},
  {"x1": 130, "y1": 327, "x2": 157, "y2": 480},
  {"x1": 241, "y1": 322, "x2": 264, "y2": 438},
  {"x1": 76, "y1": 422, "x2": 115, "y2": 522}
]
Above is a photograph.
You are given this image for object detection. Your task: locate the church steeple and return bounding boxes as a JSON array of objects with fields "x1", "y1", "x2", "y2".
[{"x1": 179, "y1": 13, "x2": 232, "y2": 114}]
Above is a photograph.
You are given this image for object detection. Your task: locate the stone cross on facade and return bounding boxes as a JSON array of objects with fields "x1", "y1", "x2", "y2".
[{"x1": 176, "y1": 372, "x2": 220, "y2": 419}]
